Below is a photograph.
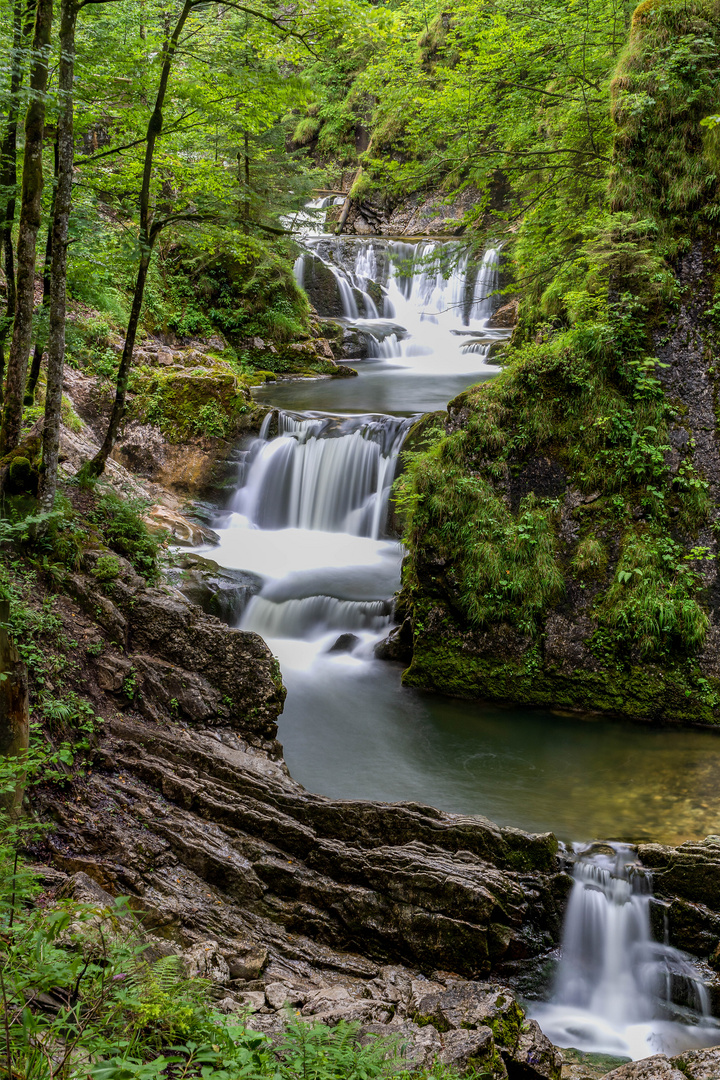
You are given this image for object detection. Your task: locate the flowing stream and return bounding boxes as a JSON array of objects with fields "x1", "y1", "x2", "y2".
[
  {"x1": 197, "y1": 201, "x2": 720, "y2": 1060},
  {"x1": 531, "y1": 846, "x2": 720, "y2": 1060}
]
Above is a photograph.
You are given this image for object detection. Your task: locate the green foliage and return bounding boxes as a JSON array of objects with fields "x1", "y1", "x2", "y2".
[
  {"x1": 93, "y1": 554, "x2": 122, "y2": 583},
  {"x1": 89, "y1": 491, "x2": 163, "y2": 582}
]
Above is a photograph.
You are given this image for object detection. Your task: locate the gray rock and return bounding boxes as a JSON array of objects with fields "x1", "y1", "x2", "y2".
[
  {"x1": 227, "y1": 944, "x2": 268, "y2": 981},
  {"x1": 327, "y1": 633, "x2": 360, "y2": 653},
  {"x1": 439, "y1": 1028, "x2": 503, "y2": 1076},
  {"x1": 182, "y1": 941, "x2": 231, "y2": 984},
  {"x1": 603, "y1": 1055, "x2": 686, "y2": 1079},
  {"x1": 265, "y1": 982, "x2": 306, "y2": 1010},
  {"x1": 167, "y1": 554, "x2": 263, "y2": 625}
]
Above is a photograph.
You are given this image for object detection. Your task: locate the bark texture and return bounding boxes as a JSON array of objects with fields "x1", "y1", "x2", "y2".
[
  {"x1": 0, "y1": 0, "x2": 53, "y2": 456},
  {"x1": 38, "y1": 0, "x2": 76, "y2": 512},
  {"x1": 0, "y1": 0, "x2": 34, "y2": 397},
  {"x1": 0, "y1": 600, "x2": 29, "y2": 820}
]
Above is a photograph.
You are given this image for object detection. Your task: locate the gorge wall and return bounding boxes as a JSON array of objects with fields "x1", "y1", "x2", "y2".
[{"x1": 393, "y1": 0, "x2": 720, "y2": 728}]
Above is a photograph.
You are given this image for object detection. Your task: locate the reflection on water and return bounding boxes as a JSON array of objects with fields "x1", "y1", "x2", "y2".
[
  {"x1": 252, "y1": 361, "x2": 498, "y2": 417},
  {"x1": 274, "y1": 654, "x2": 720, "y2": 845}
]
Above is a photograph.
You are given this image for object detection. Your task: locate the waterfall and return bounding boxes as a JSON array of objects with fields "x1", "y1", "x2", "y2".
[
  {"x1": 232, "y1": 413, "x2": 410, "y2": 539},
  {"x1": 531, "y1": 845, "x2": 719, "y2": 1061},
  {"x1": 469, "y1": 248, "x2": 500, "y2": 322},
  {"x1": 212, "y1": 410, "x2": 409, "y2": 651}
]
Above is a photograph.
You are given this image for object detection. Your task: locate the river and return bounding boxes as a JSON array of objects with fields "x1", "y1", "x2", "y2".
[{"x1": 194, "y1": 202, "x2": 720, "y2": 1060}]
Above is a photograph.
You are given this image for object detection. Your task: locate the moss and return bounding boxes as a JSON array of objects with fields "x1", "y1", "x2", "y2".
[
  {"x1": 129, "y1": 367, "x2": 253, "y2": 443},
  {"x1": 402, "y1": 628, "x2": 720, "y2": 726},
  {"x1": 6, "y1": 456, "x2": 37, "y2": 496}
]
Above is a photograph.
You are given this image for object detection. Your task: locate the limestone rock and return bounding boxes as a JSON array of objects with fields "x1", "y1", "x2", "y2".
[
  {"x1": 168, "y1": 554, "x2": 262, "y2": 624},
  {"x1": 157, "y1": 346, "x2": 175, "y2": 366},
  {"x1": 182, "y1": 941, "x2": 231, "y2": 984},
  {"x1": 265, "y1": 982, "x2": 305, "y2": 1010},
  {"x1": 603, "y1": 1056, "x2": 687, "y2": 1079},
  {"x1": 144, "y1": 505, "x2": 219, "y2": 546},
  {"x1": 227, "y1": 943, "x2": 268, "y2": 981},
  {"x1": 439, "y1": 1028, "x2": 504, "y2": 1076}
]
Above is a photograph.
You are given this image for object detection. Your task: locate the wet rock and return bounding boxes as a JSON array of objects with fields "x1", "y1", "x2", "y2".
[
  {"x1": 374, "y1": 622, "x2": 412, "y2": 662},
  {"x1": 327, "y1": 633, "x2": 360, "y2": 653},
  {"x1": 487, "y1": 300, "x2": 519, "y2": 329},
  {"x1": 168, "y1": 554, "x2": 263, "y2": 624},
  {"x1": 332, "y1": 364, "x2": 359, "y2": 377},
  {"x1": 145, "y1": 505, "x2": 219, "y2": 546},
  {"x1": 340, "y1": 326, "x2": 370, "y2": 360},
  {"x1": 182, "y1": 940, "x2": 231, "y2": 984}
]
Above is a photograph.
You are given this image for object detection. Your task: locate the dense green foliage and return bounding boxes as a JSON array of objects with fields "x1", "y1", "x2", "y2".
[{"x1": 384, "y1": 0, "x2": 720, "y2": 713}]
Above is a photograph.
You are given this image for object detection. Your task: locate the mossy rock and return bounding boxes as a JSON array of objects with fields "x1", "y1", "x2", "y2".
[
  {"x1": 6, "y1": 456, "x2": 38, "y2": 496},
  {"x1": 130, "y1": 367, "x2": 253, "y2": 442}
]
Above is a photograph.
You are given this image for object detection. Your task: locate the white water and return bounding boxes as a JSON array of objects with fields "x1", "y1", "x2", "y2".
[
  {"x1": 293, "y1": 231, "x2": 509, "y2": 383},
  {"x1": 195, "y1": 205, "x2": 719, "y2": 1064},
  {"x1": 531, "y1": 845, "x2": 720, "y2": 1060}
]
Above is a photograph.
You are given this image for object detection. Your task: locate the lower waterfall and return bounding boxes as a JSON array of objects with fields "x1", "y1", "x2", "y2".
[{"x1": 530, "y1": 845, "x2": 719, "y2": 1060}]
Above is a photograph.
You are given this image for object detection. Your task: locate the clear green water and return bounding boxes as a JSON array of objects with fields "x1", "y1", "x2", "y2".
[{"x1": 277, "y1": 655, "x2": 720, "y2": 844}]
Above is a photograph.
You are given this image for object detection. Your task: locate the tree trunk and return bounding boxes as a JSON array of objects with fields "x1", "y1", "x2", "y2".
[
  {"x1": 83, "y1": 0, "x2": 193, "y2": 479},
  {"x1": 25, "y1": 134, "x2": 58, "y2": 407},
  {"x1": 0, "y1": 0, "x2": 53, "y2": 457},
  {"x1": 0, "y1": 601, "x2": 29, "y2": 821},
  {"x1": 37, "y1": 1, "x2": 75, "y2": 514},
  {"x1": 336, "y1": 168, "x2": 361, "y2": 235},
  {"x1": 0, "y1": 0, "x2": 34, "y2": 401}
]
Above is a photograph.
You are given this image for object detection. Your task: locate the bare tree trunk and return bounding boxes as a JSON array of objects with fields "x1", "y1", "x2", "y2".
[
  {"x1": 83, "y1": 0, "x2": 194, "y2": 479},
  {"x1": 0, "y1": 0, "x2": 53, "y2": 457},
  {"x1": 38, "y1": 0, "x2": 75, "y2": 513},
  {"x1": 0, "y1": 0, "x2": 34, "y2": 400},
  {"x1": 25, "y1": 134, "x2": 58, "y2": 406},
  {"x1": 0, "y1": 601, "x2": 29, "y2": 821}
]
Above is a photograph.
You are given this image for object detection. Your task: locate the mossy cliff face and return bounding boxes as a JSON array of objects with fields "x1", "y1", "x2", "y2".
[{"x1": 396, "y1": 0, "x2": 720, "y2": 725}]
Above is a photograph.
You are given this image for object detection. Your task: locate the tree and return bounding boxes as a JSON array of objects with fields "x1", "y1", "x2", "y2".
[{"x1": 0, "y1": 0, "x2": 53, "y2": 457}]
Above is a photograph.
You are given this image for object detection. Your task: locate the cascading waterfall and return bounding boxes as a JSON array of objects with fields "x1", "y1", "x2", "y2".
[
  {"x1": 197, "y1": 200, "x2": 720, "y2": 1063},
  {"x1": 293, "y1": 233, "x2": 507, "y2": 370},
  {"x1": 531, "y1": 845, "x2": 720, "y2": 1061},
  {"x1": 208, "y1": 409, "x2": 409, "y2": 649},
  {"x1": 232, "y1": 412, "x2": 410, "y2": 538}
]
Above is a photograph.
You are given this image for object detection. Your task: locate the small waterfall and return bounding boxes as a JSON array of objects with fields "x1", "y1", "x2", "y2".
[
  {"x1": 232, "y1": 412, "x2": 411, "y2": 539},
  {"x1": 469, "y1": 248, "x2": 500, "y2": 322},
  {"x1": 244, "y1": 595, "x2": 392, "y2": 640},
  {"x1": 532, "y1": 845, "x2": 719, "y2": 1060}
]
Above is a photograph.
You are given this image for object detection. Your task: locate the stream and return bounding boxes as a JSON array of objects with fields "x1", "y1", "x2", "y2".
[{"x1": 196, "y1": 200, "x2": 720, "y2": 1060}]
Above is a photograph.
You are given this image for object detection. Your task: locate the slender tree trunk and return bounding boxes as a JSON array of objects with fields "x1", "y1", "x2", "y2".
[
  {"x1": 84, "y1": 0, "x2": 193, "y2": 479},
  {"x1": 0, "y1": 0, "x2": 34, "y2": 400},
  {"x1": 243, "y1": 130, "x2": 250, "y2": 233},
  {"x1": 38, "y1": 0, "x2": 76, "y2": 513},
  {"x1": 25, "y1": 133, "x2": 58, "y2": 406},
  {"x1": 0, "y1": 601, "x2": 29, "y2": 821},
  {"x1": 0, "y1": 0, "x2": 53, "y2": 457}
]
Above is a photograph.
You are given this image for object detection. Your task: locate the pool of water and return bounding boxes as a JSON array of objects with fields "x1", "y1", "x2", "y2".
[
  {"x1": 271, "y1": 646, "x2": 720, "y2": 845},
  {"x1": 252, "y1": 359, "x2": 498, "y2": 417}
]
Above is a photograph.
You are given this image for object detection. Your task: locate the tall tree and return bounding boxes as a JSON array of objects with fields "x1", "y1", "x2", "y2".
[
  {"x1": 82, "y1": 0, "x2": 195, "y2": 479},
  {"x1": 0, "y1": 0, "x2": 34, "y2": 399},
  {"x1": 0, "y1": 0, "x2": 53, "y2": 457},
  {"x1": 37, "y1": 0, "x2": 76, "y2": 512}
]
